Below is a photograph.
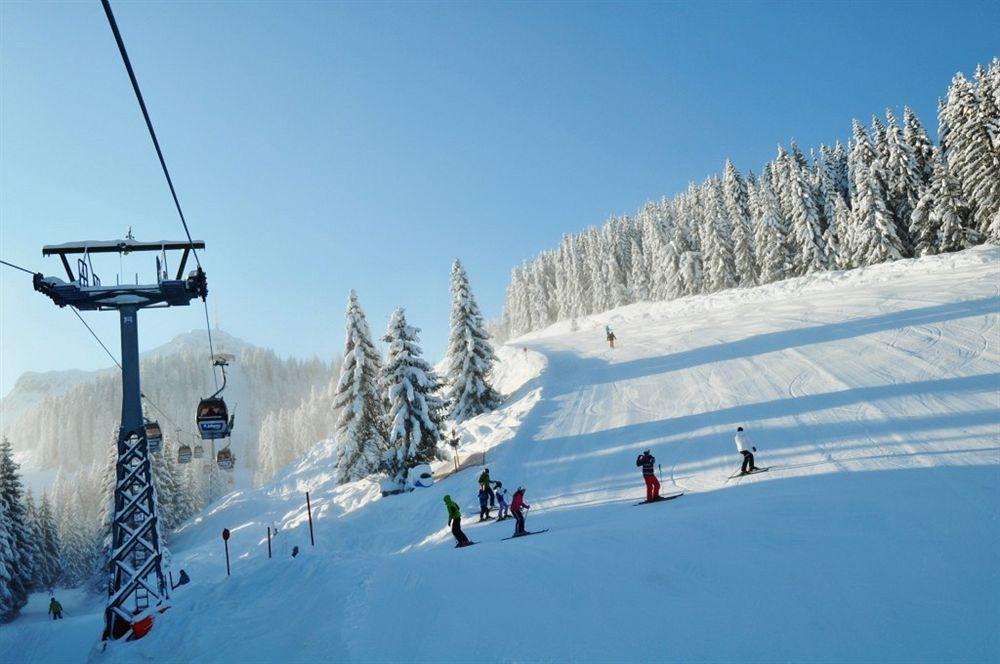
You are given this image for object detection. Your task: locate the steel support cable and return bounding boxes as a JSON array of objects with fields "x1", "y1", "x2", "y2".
[
  {"x1": 0, "y1": 258, "x2": 37, "y2": 275},
  {"x1": 2, "y1": 258, "x2": 124, "y2": 370},
  {"x1": 5, "y1": 259, "x2": 209, "y2": 435},
  {"x1": 100, "y1": 0, "x2": 219, "y2": 387}
]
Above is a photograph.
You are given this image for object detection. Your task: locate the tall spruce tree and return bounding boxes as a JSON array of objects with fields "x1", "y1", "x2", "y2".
[
  {"x1": 783, "y1": 152, "x2": 828, "y2": 273},
  {"x1": 883, "y1": 108, "x2": 921, "y2": 255},
  {"x1": 383, "y1": 308, "x2": 445, "y2": 478},
  {"x1": 0, "y1": 495, "x2": 18, "y2": 621},
  {"x1": 943, "y1": 71, "x2": 1000, "y2": 236},
  {"x1": 333, "y1": 291, "x2": 388, "y2": 484},
  {"x1": 911, "y1": 149, "x2": 976, "y2": 255},
  {"x1": 903, "y1": 106, "x2": 935, "y2": 186},
  {"x1": 723, "y1": 161, "x2": 758, "y2": 286},
  {"x1": 751, "y1": 173, "x2": 791, "y2": 284},
  {"x1": 0, "y1": 438, "x2": 33, "y2": 621},
  {"x1": 445, "y1": 260, "x2": 502, "y2": 422},
  {"x1": 851, "y1": 161, "x2": 905, "y2": 265},
  {"x1": 35, "y1": 492, "x2": 61, "y2": 590}
]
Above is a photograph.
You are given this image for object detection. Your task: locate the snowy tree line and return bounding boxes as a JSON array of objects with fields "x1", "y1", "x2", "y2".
[
  {"x1": 1, "y1": 343, "x2": 337, "y2": 475},
  {"x1": 499, "y1": 61, "x2": 1000, "y2": 338}
]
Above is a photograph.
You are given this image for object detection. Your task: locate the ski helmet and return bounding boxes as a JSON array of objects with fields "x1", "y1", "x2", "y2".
[{"x1": 737, "y1": 426, "x2": 744, "y2": 432}]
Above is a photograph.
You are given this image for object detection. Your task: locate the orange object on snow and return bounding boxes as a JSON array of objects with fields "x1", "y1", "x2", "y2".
[
  {"x1": 131, "y1": 616, "x2": 154, "y2": 639},
  {"x1": 131, "y1": 606, "x2": 169, "y2": 640}
]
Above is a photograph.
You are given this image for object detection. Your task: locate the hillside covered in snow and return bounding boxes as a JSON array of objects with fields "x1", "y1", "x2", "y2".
[{"x1": 2, "y1": 247, "x2": 997, "y2": 663}]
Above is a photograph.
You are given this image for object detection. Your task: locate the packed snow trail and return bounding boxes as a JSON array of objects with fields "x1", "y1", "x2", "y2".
[{"x1": 2, "y1": 248, "x2": 997, "y2": 663}]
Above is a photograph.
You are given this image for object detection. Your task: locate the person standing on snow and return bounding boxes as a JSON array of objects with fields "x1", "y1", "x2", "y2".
[
  {"x1": 49, "y1": 597, "x2": 63, "y2": 620},
  {"x1": 735, "y1": 427, "x2": 759, "y2": 474},
  {"x1": 444, "y1": 495, "x2": 471, "y2": 547},
  {"x1": 478, "y1": 468, "x2": 495, "y2": 507},
  {"x1": 510, "y1": 486, "x2": 531, "y2": 536},
  {"x1": 494, "y1": 482, "x2": 510, "y2": 520},
  {"x1": 478, "y1": 486, "x2": 491, "y2": 521},
  {"x1": 635, "y1": 449, "x2": 660, "y2": 502},
  {"x1": 606, "y1": 326, "x2": 616, "y2": 349}
]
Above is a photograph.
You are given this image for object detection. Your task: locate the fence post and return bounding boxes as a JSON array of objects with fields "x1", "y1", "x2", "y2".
[
  {"x1": 222, "y1": 528, "x2": 231, "y2": 576},
  {"x1": 267, "y1": 526, "x2": 272, "y2": 558},
  {"x1": 306, "y1": 492, "x2": 315, "y2": 547}
]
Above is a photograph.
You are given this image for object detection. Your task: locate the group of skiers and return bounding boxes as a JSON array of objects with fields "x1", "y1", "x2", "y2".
[
  {"x1": 444, "y1": 468, "x2": 532, "y2": 547},
  {"x1": 637, "y1": 426, "x2": 762, "y2": 501},
  {"x1": 443, "y1": 423, "x2": 763, "y2": 547}
]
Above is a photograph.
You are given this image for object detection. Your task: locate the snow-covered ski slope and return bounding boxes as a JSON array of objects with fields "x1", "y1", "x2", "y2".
[{"x1": 4, "y1": 247, "x2": 999, "y2": 663}]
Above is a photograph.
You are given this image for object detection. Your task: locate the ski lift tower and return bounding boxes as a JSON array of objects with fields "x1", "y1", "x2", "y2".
[{"x1": 33, "y1": 237, "x2": 207, "y2": 640}]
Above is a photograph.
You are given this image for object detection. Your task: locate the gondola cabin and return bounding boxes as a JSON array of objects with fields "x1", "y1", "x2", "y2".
[
  {"x1": 193, "y1": 444, "x2": 205, "y2": 459},
  {"x1": 177, "y1": 444, "x2": 192, "y2": 464},
  {"x1": 217, "y1": 447, "x2": 234, "y2": 471},
  {"x1": 197, "y1": 397, "x2": 232, "y2": 440},
  {"x1": 145, "y1": 421, "x2": 163, "y2": 453}
]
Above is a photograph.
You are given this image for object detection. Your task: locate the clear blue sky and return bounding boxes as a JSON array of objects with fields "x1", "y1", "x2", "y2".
[{"x1": 1, "y1": 1, "x2": 997, "y2": 395}]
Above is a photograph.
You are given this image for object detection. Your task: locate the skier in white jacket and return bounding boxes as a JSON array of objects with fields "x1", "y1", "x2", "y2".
[{"x1": 735, "y1": 426, "x2": 759, "y2": 474}]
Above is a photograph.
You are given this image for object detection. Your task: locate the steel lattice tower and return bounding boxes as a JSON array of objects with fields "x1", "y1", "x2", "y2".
[{"x1": 34, "y1": 238, "x2": 207, "y2": 640}]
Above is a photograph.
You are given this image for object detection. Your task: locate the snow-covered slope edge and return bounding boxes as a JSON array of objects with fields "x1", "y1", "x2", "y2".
[{"x1": 4, "y1": 247, "x2": 998, "y2": 663}]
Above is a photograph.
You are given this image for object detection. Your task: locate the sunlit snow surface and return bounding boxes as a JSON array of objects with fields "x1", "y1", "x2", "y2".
[{"x1": 2, "y1": 247, "x2": 997, "y2": 663}]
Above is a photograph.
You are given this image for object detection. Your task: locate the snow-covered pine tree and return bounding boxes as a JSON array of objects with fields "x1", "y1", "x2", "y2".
[
  {"x1": 883, "y1": 108, "x2": 921, "y2": 256},
  {"x1": 0, "y1": 494, "x2": 18, "y2": 621},
  {"x1": 723, "y1": 160, "x2": 758, "y2": 286},
  {"x1": 871, "y1": 114, "x2": 889, "y2": 168},
  {"x1": 751, "y1": 172, "x2": 791, "y2": 284},
  {"x1": 850, "y1": 119, "x2": 881, "y2": 185},
  {"x1": 552, "y1": 235, "x2": 573, "y2": 322},
  {"x1": 911, "y1": 149, "x2": 976, "y2": 255},
  {"x1": 445, "y1": 259, "x2": 502, "y2": 422},
  {"x1": 19, "y1": 488, "x2": 45, "y2": 593},
  {"x1": 828, "y1": 195, "x2": 853, "y2": 268},
  {"x1": 35, "y1": 493, "x2": 61, "y2": 590},
  {"x1": 383, "y1": 308, "x2": 445, "y2": 479},
  {"x1": 91, "y1": 435, "x2": 115, "y2": 593},
  {"x1": 942, "y1": 70, "x2": 1000, "y2": 237},
  {"x1": 153, "y1": 439, "x2": 189, "y2": 534},
  {"x1": 678, "y1": 251, "x2": 703, "y2": 296},
  {"x1": 782, "y1": 150, "x2": 828, "y2": 274},
  {"x1": 22, "y1": 489, "x2": 42, "y2": 590},
  {"x1": 58, "y1": 492, "x2": 90, "y2": 586},
  {"x1": 701, "y1": 179, "x2": 738, "y2": 291},
  {"x1": 628, "y1": 236, "x2": 651, "y2": 301},
  {"x1": 903, "y1": 106, "x2": 935, "y2": 187},
  {"x1": 0, "y1": 437, "x2": 33, "y2": 620},
  {"x1": 333, "y1": 291, "x2": 388, "y2": 484},
  {"x1": 851, "y1": 160, "x2": 905, "y2": 265}
]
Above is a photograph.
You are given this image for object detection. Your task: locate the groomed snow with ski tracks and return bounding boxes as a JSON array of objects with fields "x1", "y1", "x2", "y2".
[{"x1": 2, "y1": 247, "x2": 997, "y2": 663}]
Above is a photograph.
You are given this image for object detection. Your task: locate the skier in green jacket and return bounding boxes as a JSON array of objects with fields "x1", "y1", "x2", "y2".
[
  {"x1": 478, "y1": 468, "x2": 495, "y2": 508},
  {"x1": 49, "y1": 597, "x2": 63, "y2": 620},
  {"x1": 444, "y1": 495, "x2": 471, "y2": 547}
]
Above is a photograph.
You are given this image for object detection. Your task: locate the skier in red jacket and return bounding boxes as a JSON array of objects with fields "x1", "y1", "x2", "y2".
[
  {"x1": 510, "y1": 487, "x2": 531, "y2": 536},
  {"x1": 636, "y1": 449, "x2": 660, "y2": 502}
]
